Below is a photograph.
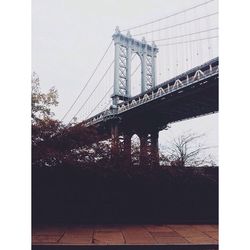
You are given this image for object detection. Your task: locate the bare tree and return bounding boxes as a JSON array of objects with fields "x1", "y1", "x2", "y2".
[
  {"x1": 131, "y1": 135, "x2": 140, "y2": 166},
  {"x1": 163, "y1": 132, "x2": 215, "y2": 167}
]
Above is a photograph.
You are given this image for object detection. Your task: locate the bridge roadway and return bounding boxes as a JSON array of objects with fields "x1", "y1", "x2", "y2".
[{"x1": 85, "y1": 57, "x2": 218, "y2": 136}]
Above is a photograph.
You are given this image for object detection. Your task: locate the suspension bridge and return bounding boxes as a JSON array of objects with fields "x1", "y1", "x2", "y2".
[{"x1": 61, "y1": 0, "x2": 219, "y2": 165}]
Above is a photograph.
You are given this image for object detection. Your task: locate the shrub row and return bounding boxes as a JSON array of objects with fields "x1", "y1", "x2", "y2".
[{"x1": 32, "y1": 165, "x2": 218, "y2": 225}]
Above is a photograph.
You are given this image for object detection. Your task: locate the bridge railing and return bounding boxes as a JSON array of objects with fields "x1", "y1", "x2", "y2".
[
  {"x1": 117, "y1": 64, "x2": 218, "y2": 114},
  {"x1": 84, "y1": 107, "x2": 116, "y2": 126},
  {"x1": 85, "y1": 58, "x2": 218, "y2": 126}
]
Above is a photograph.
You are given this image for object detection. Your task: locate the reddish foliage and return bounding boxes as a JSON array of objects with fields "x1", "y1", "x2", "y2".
[{"x1": 32, "y1": 119, "x2": 110, "y2": 167}]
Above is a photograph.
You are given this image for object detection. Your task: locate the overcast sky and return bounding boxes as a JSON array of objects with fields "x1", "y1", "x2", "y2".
[{"x1": 32, "y1": 0, "x2": 218, "y2": 163}]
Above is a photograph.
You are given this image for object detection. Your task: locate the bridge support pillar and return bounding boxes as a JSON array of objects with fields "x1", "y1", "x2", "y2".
[
  {"x1": 139, "y1": 133, "x2": 148, "y2": 167},
  {"x1": 111, "y1": 123, "x2": 132, "y2": 166},
  {"x1": 124, "y1": 133, "x2": 132, "y2": 166},
  {"x1": 111, "y1": 123, "x2": 119, "y2": 161},
  {"x1": 111, "y1": 125, "x2": 159, "y2": 167},
  {"x1": 151, "y1": 130, "x2": 159, "y2": 166}
]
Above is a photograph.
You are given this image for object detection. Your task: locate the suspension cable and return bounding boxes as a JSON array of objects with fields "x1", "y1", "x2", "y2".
[
  {"x1": 157, "y1": 35, "x2": 218, "y2": 47},
  {"x1": 61, "y1": 40, "x2": 113, "y2": 122},
  {"x1": 86, "y1": 85, "x2": 113, "y2": 119},
  {"x1": 86, "y1": 53, "x2": 141, "y2": 119},
  {"x1": 103, "y1": 100, "x2": 112, "y2": 110},
  {"x1": 131, "y1": 64, "x2": 140, "y2": 76},
  {"x1": 68, "y1": 60, "x2": 114, "y2": 124},
  {"x1": 122, "y1": 0, "x2": 215, "y2": 31},
  {"x1": 100, "y1": 100, "x2": 112, "y2": 114},
  {"x1": 148, "y1": 27, "x2": 218, "y2": 43},
  {"x1": 84, "y1": 53, "x2": 140, "y2": 119},
  {"x1": 133, "y1": 12, "x2": 218, "y2": 37}
]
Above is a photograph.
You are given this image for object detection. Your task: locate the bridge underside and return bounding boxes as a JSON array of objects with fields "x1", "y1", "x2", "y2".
[
  {"x1": 90, "y1": 72, "x2": 218, "y2": 166},
  {"x1": 120, "y1": 74, "x2": 218, "y2": 132},
  {"x1": 95, "y1": 73, "x2": 218, "y2": 135}
]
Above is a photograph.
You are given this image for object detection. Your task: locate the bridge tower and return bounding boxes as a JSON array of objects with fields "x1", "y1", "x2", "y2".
[
  {"x1": 111, "y1": 26, "x2": 159, "y2": 106},
  {"x1": 110, "y1": 27, "x2": 160, "y2": 166}
]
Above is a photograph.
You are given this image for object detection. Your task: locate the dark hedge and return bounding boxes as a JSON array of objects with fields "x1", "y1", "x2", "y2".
[{"x1": 32, "y1": 165, "x2": 218, "y2": 225}]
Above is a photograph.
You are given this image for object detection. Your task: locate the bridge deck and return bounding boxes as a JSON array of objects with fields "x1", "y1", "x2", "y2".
[{"x1": 85, "y1": 57, "x2": 218, "y2": 129}]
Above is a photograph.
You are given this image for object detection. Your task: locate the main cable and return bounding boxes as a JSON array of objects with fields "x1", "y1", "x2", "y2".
[
  {"x1": 86, "y1": 54, "x2": 140, "y2": 119},
  {"x1": 133, "y1": 12, "x2": 218, "y2": 37},
  {"x1": 122, "y1": 0, "x2": 215, "y2": 31},
  {"x1": 68, "y1": 60, "x2": 114, "y2": 124},
  {"x1": 131, "y1": 64, "x2": 140, "y2": 76},
  {"x1": 157, "y1": 35, "x2": 218, "y2": 47},
  {"x1": 61, "y1": 40, "x2": 113, "y2": 122},
  {"x1": 86, "y1": 85, "x2": 113, "y2": 119},
  {"x1": 103, "y1": 100, "x2": 112, "y2": 111},
  {"x1": 149, "y1": 27, "x2": 218, "y2": 43}
]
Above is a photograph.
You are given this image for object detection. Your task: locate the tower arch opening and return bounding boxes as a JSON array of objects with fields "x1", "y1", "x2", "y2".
[
  {"x1": 131, "y1": 134, "x2": 140, "y2": 166},
  {"x1": 131, "y1": 53, "x2": 142, "y2": 97}
]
